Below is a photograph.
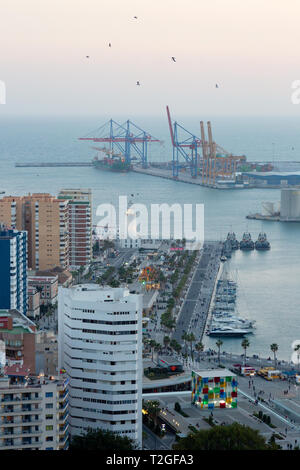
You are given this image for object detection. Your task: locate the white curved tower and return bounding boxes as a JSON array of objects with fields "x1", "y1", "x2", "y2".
[{"x1": 58, "y1": 284, "x2": 142, "y2": 447}]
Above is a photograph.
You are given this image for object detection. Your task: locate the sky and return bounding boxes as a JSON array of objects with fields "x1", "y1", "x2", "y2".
[{"x1": 1, "y1": 0, "x2": 300, "y2": 116}]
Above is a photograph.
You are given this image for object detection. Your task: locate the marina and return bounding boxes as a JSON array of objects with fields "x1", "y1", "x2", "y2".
[{"x1": 206, "y1": 275, "x2": 255, "y2": 338}]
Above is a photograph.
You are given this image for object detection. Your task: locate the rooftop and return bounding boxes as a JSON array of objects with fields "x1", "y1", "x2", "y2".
[
  {"x1": 64, "y1": 283, "x2": 138, "y2": 303},
  {"x1": 192, "y1": 368, "x2": 236, "y2": 378}
]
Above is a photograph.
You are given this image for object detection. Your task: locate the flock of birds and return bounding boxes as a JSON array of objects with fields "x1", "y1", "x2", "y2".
[{"x1": 85, "y1": 16, "x2": 219, "y2": 89}]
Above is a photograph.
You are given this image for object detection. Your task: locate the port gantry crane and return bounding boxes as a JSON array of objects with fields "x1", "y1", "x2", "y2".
[
  {"x1": 166, "y1": 105, "x2": 246, "y2": 185},
  {"x1": 166, "y1": 105, "x2": 201, "y2": 179},
  {"x1": 200, "y1": 121, "x2": 246, "y2": 186},
  {"x1": 79, "y1": 119, "x2": 161, "y2": 168}
]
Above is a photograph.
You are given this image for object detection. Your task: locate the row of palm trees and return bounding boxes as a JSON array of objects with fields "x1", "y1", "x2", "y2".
[
  {"x1": 181, "y1": 332, "x2": 204, "y2": 362},
  {"x1": 215, "y1": 340, "x2": 300, "y2": 370}
]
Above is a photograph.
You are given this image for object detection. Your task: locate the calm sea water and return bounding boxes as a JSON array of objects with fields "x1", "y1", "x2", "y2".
[{"x1": 0, "y1": 114, "x2": 300, "y2": 360}]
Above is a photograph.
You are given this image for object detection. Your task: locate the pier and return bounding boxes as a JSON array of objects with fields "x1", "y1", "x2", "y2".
[{"x1": 15, "y1": 162, "x2": 93, "y2": 167}]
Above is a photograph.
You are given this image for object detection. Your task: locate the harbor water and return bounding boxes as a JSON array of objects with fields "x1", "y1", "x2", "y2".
[{"x1": 1, "y1": 115, "x2": 300, "y2": 360}]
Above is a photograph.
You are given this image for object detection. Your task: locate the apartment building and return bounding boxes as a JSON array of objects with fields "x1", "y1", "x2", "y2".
[
  {"x1": 27, "y1": 287, "x2": 40, "y2": 319},
  {"x1": 0, "y1": 194, "x2": 69, "y2": 271},
  {"x1": 0, "y1": 373, "x2": 69, "y2": 450},
  {"x1": 36, "y1": 331, "x2": 58, "y2": 377},
  {"x1": 58, "y1": 284, "x2": 142, "y2": 447},
  {"x1": 0, "y1": 228, "x2": 27, "y2": 315},
  {"x1": 28, "y1": 272, "x2": 58, "y2": 306},
  {"x1": 58, "y1": 189, "x2": 92, "y2": 269},
  {"x1": 0, "y1": 309, "x2": 36, "y2": 374}
]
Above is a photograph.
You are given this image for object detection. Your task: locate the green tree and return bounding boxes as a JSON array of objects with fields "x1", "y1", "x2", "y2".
[
  {"x1": 173, "y1": 422, "x2": 278, "y2": 450},
  {"x1": 241, "y1": 338, "x2": 250, "y2": 366},
  {"x1": 216, "y1": 339, "x2": 223, "y2": 366},
  {"x1": 270, "y1": 343, "x2": 279, "y2": 369},
  {"x1": 143, "y1": 400, "x2": 161, "y2": 426},
  {"x1": 69, "y1": 428, "x2": 136, "y2": 451}
]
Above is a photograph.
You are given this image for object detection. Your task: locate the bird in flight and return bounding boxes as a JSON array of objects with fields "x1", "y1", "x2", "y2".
[
  {"x1": 215, "y1": 84, "x2": 219, "y2": 88},
  {"x1": 109, "y1": 43, "x2": 111, "y2": 47},
  {"x1": 171, "y1": 57, "x2": 176, "y2": 62},
  {"x1": 86, "y1": 56, "x2": 90, "y2": 58},
  {"x1": 133, "y1": 16, "x2": 138, "y2": 19},
  {"x1": 136, "y1": 81, "x2": 141, "y2": 86}
]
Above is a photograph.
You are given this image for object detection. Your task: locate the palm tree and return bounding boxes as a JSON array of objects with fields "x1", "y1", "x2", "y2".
[
  {"x1": 294, "y1": 344, "x2": 300, "y2": 371},
  {"x1": 270, "y1": 344, "x2": 279, "y2": 369},
  {"x1": 144, "y1": 400, "x2": 161, "y2": 426},
  {"x1": 195, "y1": 342, "x2": 204, "y2": 361},
  {"x1": 149, "y1": 340, "x2": 156, "y2": 362},
  {"x1": 187, "y1": 333, "x2": 196, "y2": 361},
  {"x1": 242, "y1": 338, "x2": 250, "y2": 366},
  {"x1": 216, "y1": 339, "x2": 223, "y2": 366},
  {"x1": 163, "y1": 335, "x2": 170, "y2": 350},
  {"x1": 181, "y1": 331, "x2": 189, "y2": 355}
]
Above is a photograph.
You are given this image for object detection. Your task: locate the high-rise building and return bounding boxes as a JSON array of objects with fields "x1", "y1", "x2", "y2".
[
  {"x1": 0, "y1": 372, "x2": 69, "y2": 450},
  {"x1": 0, "y1": 194, "x2": 69, "y2": 271},
  {"x1": 0, "y1": 228, "x2": 27, "y2": 315},
  {"x1": 58, "y1": 189, "x2": 92, "y2": 269},
  {"x1": 58, "y1": 284, "x2": 142, "y2": 447}
]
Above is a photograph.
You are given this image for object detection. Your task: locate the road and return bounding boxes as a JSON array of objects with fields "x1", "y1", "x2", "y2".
[{"x1": 172, "y1": 242, "x2": 222, "y2": 345}]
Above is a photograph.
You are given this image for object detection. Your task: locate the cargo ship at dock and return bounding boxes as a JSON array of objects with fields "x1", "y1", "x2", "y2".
[{"x1": 92, "y1": 156, "x2": 132, "y2": 173}]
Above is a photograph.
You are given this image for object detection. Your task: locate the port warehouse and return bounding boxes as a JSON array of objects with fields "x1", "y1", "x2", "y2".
[{"x1": 242, "y1": 171, "x2": 300, "y2": 187}]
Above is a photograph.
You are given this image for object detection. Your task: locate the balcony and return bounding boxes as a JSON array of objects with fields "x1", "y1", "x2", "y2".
[
  {"x1": 58, "y1": 389, "x2": 69, "y2": 402},
  {"x1": 59, "y1": 399, "x2": 68, "y2": 411},
  {"x1": 0, "y1": 428, "x2": 42, "y2": 437},
  {"x1": 59, "y1": 422, "x2": 69, "y2": 434},
  {"x1": 58, "y1": 411, "x2": 68, "y2": 424}
]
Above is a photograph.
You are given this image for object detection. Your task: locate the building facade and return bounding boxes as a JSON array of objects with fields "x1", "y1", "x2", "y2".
[
  {"x1": 0, "y1": 194, "x2": 69, "y2": 271},
  {"x1": 191, "y1": 369, "x2": 238, "y2": 409},
  {"x1": 58, "y1": 189, "x2": 92, "y2": 269},
  {"x1": 58, "y1": 284, "x2": 142, "y2": 446},
  {"x1": 28, "y1": 272, "x2": 58, "y2": 306},
  {"x1": 0, "y1": 310, "x2": 36, "y2": 375},
  {"x1": 0, "y1": 373, "x2": 69, "y2": 450},
  {"x1": 0, "y1": 228, "x2": 27, "y2": 315}
]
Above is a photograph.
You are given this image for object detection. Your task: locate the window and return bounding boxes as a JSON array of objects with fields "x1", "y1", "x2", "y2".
[
  {"x1": 46, "y1": 436, "x2": 53, "y2": 442},
  {"x1": 46, "y1": 403, "x2": 53, "y2": 409},
  {"x1": 45, "y1": 425, "x2": 53, "y2": 431},
  {"x1": 46, "y1": 414, "x2": 53, "y2": 420},
  {"x1": 45, "y1": 392, "x2": 53, "y2": 398}
]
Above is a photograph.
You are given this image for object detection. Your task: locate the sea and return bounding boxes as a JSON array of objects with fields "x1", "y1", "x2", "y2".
[{"x1": 1, "y1": 114, "x2": 300, "y2": 361}]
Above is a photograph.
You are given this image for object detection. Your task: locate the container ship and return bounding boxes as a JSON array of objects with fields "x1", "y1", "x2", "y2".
[{"x1": 92, "y1": 156, "x2": 132, "y2": 173}]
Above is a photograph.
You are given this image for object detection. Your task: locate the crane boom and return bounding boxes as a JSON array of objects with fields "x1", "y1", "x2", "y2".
[{"x1": 166, "y1": 105, "x2": 175, "y2": 147}]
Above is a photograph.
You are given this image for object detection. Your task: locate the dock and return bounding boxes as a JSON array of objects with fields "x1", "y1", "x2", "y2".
[
  {"x1": 132, "y1": 165, "x2": 241, "y2": 189},
  {"x1": 15, "y1": 162, "x2": 93, "y2": 167}
]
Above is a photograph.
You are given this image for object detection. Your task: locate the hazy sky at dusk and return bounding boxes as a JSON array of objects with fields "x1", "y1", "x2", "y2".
[{"x1": 1, "y1": 0, "x2": 300, "y2": 116}]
